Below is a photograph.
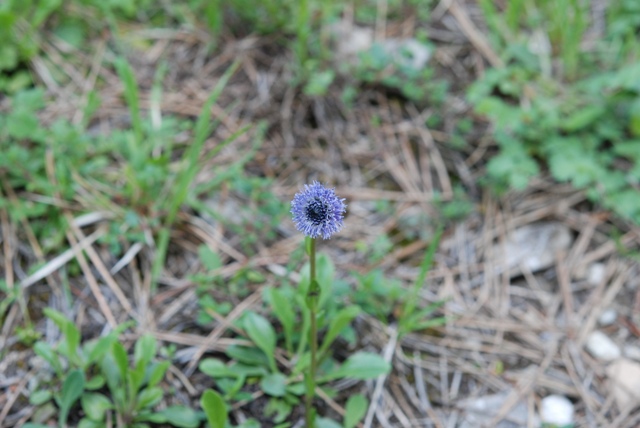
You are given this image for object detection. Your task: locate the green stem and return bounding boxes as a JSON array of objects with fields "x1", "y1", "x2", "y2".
[{"x1": 305, "y1": 238, "x2": 318, "y2": 427}]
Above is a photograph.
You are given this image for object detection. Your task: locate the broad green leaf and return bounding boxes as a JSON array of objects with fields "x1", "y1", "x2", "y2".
[
  {"x1": 34, "y1": 341, "x2": 61, "y2": 373},
  {"x1": 260, "y1": 373, "x2": 287, "y2": 397},
  {"x1": 134, "y1": 334, "x2": 156, "y2": 366},
  {"x1": 201, "y1": 389, "x2": 228, "y2": 428},
  {"x1": 343, "y1": 394, "x2": 368, "y2": 428},
  {"x1": 78, "y1": 420, "x2": 102, "y2": 428},
  {"x1": 561, "y1": 105, "x2": 605, "y2": 132},
  {"x1": 148, "y1": 360, "x2": 170, "y2": 388},
  {"x1": 225, "y1": 345, "x2": 270, "y2": 368},
  {"x1": 64, "y1": 321, "x2": 81, "y2": 363},
  {"x1": 319, "y1": 306, "x2": 361, "y2": 357},
  {"x1": 29, "y1": 389, "x2": 52, "y2": 406},
  {"x1": 237, "y1": 420, "x2": 261, "y2": 428},
  {"x1": 264, "y1": 398, "x2": 292, "y2": 423},
  {"x1": 316, "y1": 253, "x2": 336, "y2": 309},
  {"x1": 268, "y1": 287, "x2": 295, "y2": 353},
  {"x1": 199, "y1": 245, "x2": 222, "y2": 270},
  {"x1": 243, "y1": 312, "x2": 277, "y2": 372},
  {"x1": 112, "y1": 341, "x2": 129, "y2": 380},
  {"x1": 286, "y1": 382, "x2": 306, "y2": 396},
  {"x1": 294, "y1": 294, "x2": 311, "y2": 359},
  {"x1": 85, "y1": 334, "x2": 117, "y2": 365},
  {"x1": 199, "y1": 358, "x2": 234, "y2": 378},
  {"x1": 81, "y1": 392, "x2": 112, "y2": 421},
  {"x1": 316, "y1": 417, "x2": 342, "y2": 428},
  {"x1": 85, "y1": 375, "x2": 105, "y2": 390},
  {"x1": 229, "y1": 363, "x2": 268, "y2": 378},
  {"x1": 320, "y1": 353, "x2": 390, "y2": 382},
  {"x1": 157, "y1": 406, "x2": 200, "y2": 428},
  {"x1": 59, "y1": 369, "x2": 85, "y2": 425},
  {"x1": 136, "y1": 387, "x2": 163, "y2": 409},
  {"x1": 129, "y1": 360, "x2": 146, "y2": 398},
  {"x1": 42, "y1": 308, "x2": 70, "y2": 333}
]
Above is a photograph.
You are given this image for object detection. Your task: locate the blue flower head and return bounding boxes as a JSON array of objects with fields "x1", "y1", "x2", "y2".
[{"x1": 291, "y1": 181, "x2": 346, "y2": 239}]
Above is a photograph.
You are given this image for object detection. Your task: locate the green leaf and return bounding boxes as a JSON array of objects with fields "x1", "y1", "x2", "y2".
[
  {"x1": 320, "y1": 353, "x2": 390, "y2": 382},
  {"x1": 112, "y1": 341, "x2": 129, "y2": 380},
  {"x1": 42, "y1": 307, "x2": 67, "y2": 328},
  {"x1": 64, "y1": 321, "x2": 81, "y2": 363},
  {"x1": 316, "y1": 253, "x2": 335, "y2": 309},
  {"x1": 264, "y1": 398, "x2": 292, "y2": 423},
  {"x1": 34, "y1": 341, "x2": 62, "y2": 374},
  {"x1": 630, "y1": 98, "x2": 640, "y2": 137},
  {"x1": 243, "y1": 312, "x2": 277, "y2": 373},
  {"x1": 201, "y1": 389, "x2": 228, "y2": 428},
  {"x1": 157, "y1": 406, "x2": 200, "y2": 428},
  {"x1": 136, "y1": 387, "x2": 163, "y2": 409},
  {"x1": 286, "y1": 382, "x2": 306, "y2": 396},
  {"x1": 561, "y1": 105, "x2": 606, "y2": 132},
  {"x1": 7, "y1": 109, "x2": 40, "y2": 139},
  {"x1": 59, "y1": 369, "x2": 85, "y2": 425},
  {"x1": 316, "y1": 417, "x2": 343, "y2": 428},
  {"x1": 229, "y1": 363, "x2": 269, "y2": 378},
  {"x1": 225, "y1": 345, "x2": 270, "y2": 368},
  {"x1": 343, "y1": 394, "x2": 368, "y2": 428},
  {"x1": 85, "y1": 334, "x2": 117, "y2": 365},
  {"x1": 199, "y1": 245, "x2": 222, "y2": 270},
  {"x1": 319, "y1": 306, "x2": 361, "y2": 357},
  {"x1": 268, "y1": 287, "x2": 295, "y2": 354},
  {"x1": 114, "y1": 57, "x2": 143, "y2": 147},
  {"x1": 548, "y1": 140, "x2": 604, "y2": 188},
  {"x1": 148, "y1": 360, "x2": 170, "y2": 388},
  {"x1": 85, "y1": 375, "x2": 105, "y2": 390},
  {"x1": 199, "y1": 358, "x2": 235, "y2": 378},
  {"x1": 29, "y1": 389, "x2": 52, "y2": 406},
  {"x1": 260, "y1": 373, "x2": 287, "y2": 397},
  {"x1": 134, "y1": 334, "x2": 156, "y2": 367},
  {"x1": 303, "y1": 70, "x2": 335, "y2": 96},
  {"x1": 81, "y1": 392, "x2": 112, "y2": 421},
  {"x1": 487, "y1": 138, "x2": 539, "y2": 190}
]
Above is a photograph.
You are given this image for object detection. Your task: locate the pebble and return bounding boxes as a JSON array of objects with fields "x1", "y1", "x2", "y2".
[
  {"x1": 606, "y1": 359, "x2": 640, "y2": 409},
  {"x1": 598, "y1": 308, "x2": 617, "y2": 326},
  {"x1": 624, "y1": 345, "x2": 640, "y2": 362},
  {"x1": 587, "y1": 263, "x2": 606, "y2": 286},
  {"x1": 331, "y1": 23, "x2": 374, "y2": 58},
  {"x1": 496, "y1": 222, "x2": 572, "y2": 275},
  {"x1": 585, "y1": 330, "x2": 621, "y2": 361},
  {"x1": 540, "y1": 395, "x2": 574, "y2": 426},
  {"x1": 457, "y1": 391, "x2": 535, "y2": 427}
]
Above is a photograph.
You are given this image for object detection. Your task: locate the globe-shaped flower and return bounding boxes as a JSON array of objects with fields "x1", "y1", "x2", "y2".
[{"x1": 291, "y1": 181, "x2": 346, "y2": 239}]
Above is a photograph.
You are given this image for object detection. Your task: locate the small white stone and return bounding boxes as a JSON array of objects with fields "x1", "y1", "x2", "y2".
[
  {"x1": 624, "y1": 345, "x2": 640, "y2": 362},
  {"x1": 540, "y1": 395, "x2": 574, "y2": 426},
  {"x1": 598, "y1": 308, "x2": 617, "y2": 326},
  {"x1": 587, "y1": 263, "x2": 606, "y2": 286},
  {"x1": 607, "y1": 359, "x2": 640, "y2": 409},
  {"x1": 586, "y1": 330, "x2": 621, "y2": 361},
  {"x1": 496, "y1": 222, "x2": 572, "y2": 276}
]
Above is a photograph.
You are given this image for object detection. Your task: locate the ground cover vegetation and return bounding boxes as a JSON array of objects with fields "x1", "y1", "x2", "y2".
[{"x1": 1, "y1": 0, "x2": 640, "y2": 427}]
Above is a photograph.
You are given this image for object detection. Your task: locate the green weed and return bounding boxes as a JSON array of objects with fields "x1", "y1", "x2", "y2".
[{"x1": 27, "y1": 310, "x2": 199, "y2": 427}]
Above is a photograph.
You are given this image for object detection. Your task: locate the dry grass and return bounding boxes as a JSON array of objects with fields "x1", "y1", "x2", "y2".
[{"x1": 1, "y1": 1, "x2": 640, "y2": 427}]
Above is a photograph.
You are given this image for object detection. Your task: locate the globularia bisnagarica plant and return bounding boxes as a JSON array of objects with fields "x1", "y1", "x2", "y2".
[
  {"x1": 198, "y1": 182, "x2": 392, "y2": 427},
  {"x1": 290, "y1": 181, "x2": 349, "y2": 427}
]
